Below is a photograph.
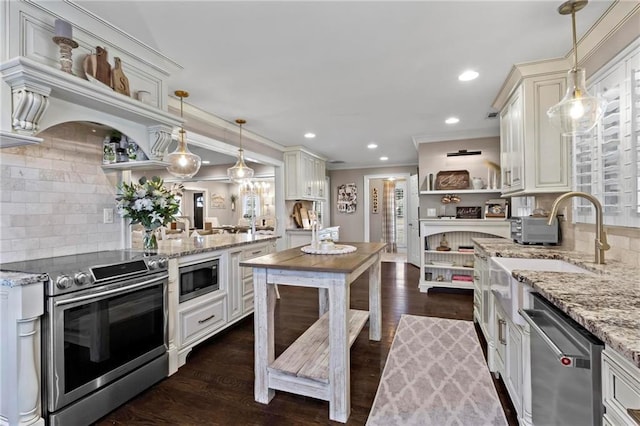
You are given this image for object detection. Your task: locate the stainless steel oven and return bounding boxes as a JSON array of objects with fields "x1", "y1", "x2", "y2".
[
  {"x1": 2, "y1": 250, "x2": 170, "y2": 426},
  {"x1": 179, "y1": 258, "x2": 220, "y2": 303}
]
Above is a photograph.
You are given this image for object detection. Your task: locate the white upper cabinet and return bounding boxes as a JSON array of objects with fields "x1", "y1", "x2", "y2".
[
  {"x1": 284, "y1": 148, "x2": 327, "y2": 201},
  {"x1": 494, "y1": 60, "x2": 572, "y2": 196}
]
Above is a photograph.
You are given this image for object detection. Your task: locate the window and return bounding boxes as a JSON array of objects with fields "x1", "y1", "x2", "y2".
[
  {"x1": 242, "y1": 193, "x2": 261, "y2": 218},
  {"x1": 573, "y1": 41, "x2": 640, "y2": 228}
]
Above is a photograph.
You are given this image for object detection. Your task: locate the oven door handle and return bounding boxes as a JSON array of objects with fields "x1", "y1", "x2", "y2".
[
  {"x1": 54, "y1": 274, "x2": 168, "y2": 306},
  {"x1": 519, "y1": 308, "x2": 590, "y2": 369}
]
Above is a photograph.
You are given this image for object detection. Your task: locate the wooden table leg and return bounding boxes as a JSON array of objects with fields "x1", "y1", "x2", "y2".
[
  {"x1": 254, "y1": 268, "x2": 275, "y2": 403},
  {"x1": 328, "y1": 276, "x2": 350, "y2": 422},
  {"x1": 368, "y1": 255, "x2": 381, "y2": 341}
]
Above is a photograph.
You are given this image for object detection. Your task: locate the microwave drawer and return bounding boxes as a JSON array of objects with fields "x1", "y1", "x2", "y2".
[{"x1": 179, "y1": 296, "x2": 226, "y2": 346}]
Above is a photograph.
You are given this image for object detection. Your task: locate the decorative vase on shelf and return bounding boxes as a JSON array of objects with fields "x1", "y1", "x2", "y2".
[{"x1": 143, "y1": 228, "x2": 158, "y2": 251}]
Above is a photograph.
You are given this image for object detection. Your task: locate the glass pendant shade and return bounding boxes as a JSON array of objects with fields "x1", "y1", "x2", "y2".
[
  {"x1": 166, "y1": 90, "x2": 201, "y2": 179},
  {"x1": 227, "y1": 118, "x2": 254, "y2": 183},
  {"x1": 547, "y1": 68, "x2": 606, "y2": 135},
  {"x1": 547, "y1": 0, "x2": 606, "y2": 135},
  {"x1": 167, "y1": 129, "x2": 201, "y2": 178},
  {"x1": 227, "y1": 149, "x2": 254, "y2": 182}
]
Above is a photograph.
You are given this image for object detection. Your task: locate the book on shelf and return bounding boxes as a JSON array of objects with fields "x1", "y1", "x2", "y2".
[
  {"x1": 457, "y1": 248, "x2": 474, "y2": 253},
  {"x1": 451, "y1": 274, "x2": 473, "y2": 282}
]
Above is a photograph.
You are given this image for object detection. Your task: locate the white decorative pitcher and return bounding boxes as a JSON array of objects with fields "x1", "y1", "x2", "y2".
[{"x1": 472, "y1": 177, "x2": 485, "y2": 190}]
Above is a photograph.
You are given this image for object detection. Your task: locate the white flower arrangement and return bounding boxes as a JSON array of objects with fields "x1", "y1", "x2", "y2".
[{"x1": 116, "y1": 176, "x2": 182, "y2": 229}]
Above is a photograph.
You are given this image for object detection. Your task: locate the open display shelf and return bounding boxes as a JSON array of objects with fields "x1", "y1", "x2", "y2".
[{"x1": 419, "y1": 220, "x2": 510, "y2": 292}]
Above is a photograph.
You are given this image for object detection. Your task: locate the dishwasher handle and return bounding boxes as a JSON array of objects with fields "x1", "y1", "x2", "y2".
[{"x1": 519, "y1": 308, "x2": 591, "y2": 369}]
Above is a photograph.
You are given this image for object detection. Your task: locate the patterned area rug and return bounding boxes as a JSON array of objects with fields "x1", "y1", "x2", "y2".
[{"x1": 367, "y1": 315, "x2": 508, "y2": 426}]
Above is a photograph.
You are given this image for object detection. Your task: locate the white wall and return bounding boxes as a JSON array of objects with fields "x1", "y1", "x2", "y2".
[{"x1": 0, "y1": 123, "x2": 122, "y2": 263}]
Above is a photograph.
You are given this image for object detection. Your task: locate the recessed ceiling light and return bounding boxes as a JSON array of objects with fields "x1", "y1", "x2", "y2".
[
  {"x1": 304, "y1": 132, "x2": 316, "y2": 139},
  {"x1": 202, "y1": 160, "x2": 211, "y2": 165},
  {"x1": 367, "y1": 143, "x2": 378, "y2": 149},
  {"x1": 380, "y1": 156, "x2": 388, "y2": 161},
  {"x1": 445, "y1": 117, "x2": 460, "y2": 124},
  {"x1": 458, "y1": 70, "x2": 479, "y2": 81}
]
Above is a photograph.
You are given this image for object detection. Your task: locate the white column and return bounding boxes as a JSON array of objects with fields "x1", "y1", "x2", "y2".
[
  {"x1": 1, "y1": 280, "x2": 45, "y2": 426},
  {"x1": 167, "y1": 259, "x2": 179, "y2": 375}
]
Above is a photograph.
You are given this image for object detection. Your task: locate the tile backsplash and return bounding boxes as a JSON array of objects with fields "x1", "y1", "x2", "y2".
[
  {"x1": 0, "y1": 123, "x2": 122, "y2": 263},
  {"x1": 535, "y1": 193, "x2": 640, "y2": 267}
]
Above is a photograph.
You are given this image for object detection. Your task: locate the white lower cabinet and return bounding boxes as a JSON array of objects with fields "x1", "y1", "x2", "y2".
[
  {"x1": 173, "y1": 240, "x2": 277, "y2": 369},
  {"x1": 506, "y1": 319, "x2": 523, "y2": 416},
  {"x1": 179, "y1": 293, "x2": 227, "y2": 347},
  {"x1": 602, "y1": 347, "x2": 640, "y2": 426},
  {"x1": 491, "y1": 289, "x2": 530, "y2": 424},
  {"x1": 233, "y1": 241, "x2": 275, "y2": 318},
  {"x1": 493, "y1": 300, "x2": 507, "y2": 376}
]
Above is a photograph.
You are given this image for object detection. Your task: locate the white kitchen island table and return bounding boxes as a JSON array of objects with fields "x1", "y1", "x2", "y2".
[{"x1": 240, "y1": 242, "x2": 386, "y2": 423}]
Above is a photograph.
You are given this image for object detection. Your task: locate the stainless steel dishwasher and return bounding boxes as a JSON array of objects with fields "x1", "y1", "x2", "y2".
[{"x1": 520, "y1": 293, "x2": 604, "y2": 426}]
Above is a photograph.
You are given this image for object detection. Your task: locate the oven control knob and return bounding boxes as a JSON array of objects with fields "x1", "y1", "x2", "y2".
[
  {"x1": 148, "y1": 259, "x2": 159, "y2": 270},
  {"x1": 158, "y1": 257, "x2": 168, "y2": 269},
  {"x1": 74, "y1": 272, "x2": 91, "y2": 286},
  {"x1": 55, "y1": 275, "x2": 73, "y2": 290}
]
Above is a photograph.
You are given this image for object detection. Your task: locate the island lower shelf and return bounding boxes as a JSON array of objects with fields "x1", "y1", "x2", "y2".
[{"x1": 267, "y1": 309, "x2": 369, "y2": 399}]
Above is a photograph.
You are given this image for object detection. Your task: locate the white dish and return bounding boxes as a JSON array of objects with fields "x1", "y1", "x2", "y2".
[
  {"x1": 431, "y1": 261, "x2": 454, "y2": 266},
  {"x1": 301, "y1": 244, "x2": 357, "y2": 255}
]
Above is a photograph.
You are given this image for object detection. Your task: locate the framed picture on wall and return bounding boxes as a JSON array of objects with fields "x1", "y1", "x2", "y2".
[
  {"x1": 210, "y1": 193, "x2": 225, "y2": 209},
  {"x1": 337, "y1": 183, "x2": 357, "y2": 214}
]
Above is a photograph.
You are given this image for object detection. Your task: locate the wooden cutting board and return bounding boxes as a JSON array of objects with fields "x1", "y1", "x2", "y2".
[
  {"x1": 95, "y1": 46, "x2": 112, "y2": 88},
  {"x1": 292, "y1": 202, "x2": 303, "y2": 228},
  {"x1": 112, "y1": 57, "x2": 130, "y2": 96},
  {"x1": 300, "y1": 206, "x2": 311, "y2": 229}
]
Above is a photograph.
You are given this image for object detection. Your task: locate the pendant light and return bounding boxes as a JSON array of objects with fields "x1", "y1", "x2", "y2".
[
  {"x1": 227, "y1": 119, "x2": 254, "y2": 182},
  {"x1": 547, "y1": 0, "x2": 607, "y2": 135},
  {"x1": 166, "y1": 90, "x2": 201, "y2": 178}
]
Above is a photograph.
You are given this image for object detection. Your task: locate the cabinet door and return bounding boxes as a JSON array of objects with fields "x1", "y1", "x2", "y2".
[
  {"x1": 284, "y1": 151, "x2": 301, "y2": 200},
  {"x1": 228, "y1": 250, "x2": 242, "y2": 320},
  {"x1": 527, "y1": 75, "x2": 570, "y2": 192},
  {"x1": 501, "y1": 88, "x2": 524, "y2": 193},
  {"x1": 302, "y1": 153, "x2": 315, "y2": 197},
  {"x1": 315, "y1": 158, "x2": 326, "y2": 199},
  {"x1": 494, "y1": 302, "x2": 507, "y2": 375},
  {"x1": 509, "y1": 92, "x2": 524, "y2": 191},
  {"x1": 506, "y1": 321, "x2": 523, "y2": 414}
]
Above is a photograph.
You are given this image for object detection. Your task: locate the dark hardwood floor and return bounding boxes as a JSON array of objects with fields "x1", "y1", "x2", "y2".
[{"x1": 97, "y1": 262, "x2": 518, "y2": 425}]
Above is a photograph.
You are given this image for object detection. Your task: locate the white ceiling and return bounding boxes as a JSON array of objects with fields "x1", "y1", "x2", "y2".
[{"x1": 76, "y1": 0, "x2": 614, "y2": 169}]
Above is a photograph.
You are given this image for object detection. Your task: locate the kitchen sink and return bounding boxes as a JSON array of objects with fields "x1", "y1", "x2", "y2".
[
  {"x1": 490, "y1": 257, "x2": 592, "y2": 274},
  {"x1": 489, "y1": 257, "x2": 594, "y2": 325}
]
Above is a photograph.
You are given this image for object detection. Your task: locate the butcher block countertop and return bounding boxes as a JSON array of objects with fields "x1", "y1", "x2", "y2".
[
  {"x1": 240, "y1": 242, "x2": 387, "y2": 273},
  {"x1": 473, "y1": 237, "x2": 640, "y2": 368}
]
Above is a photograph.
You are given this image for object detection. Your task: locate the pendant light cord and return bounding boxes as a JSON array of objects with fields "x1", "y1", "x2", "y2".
[
  {"x1": 571, "y1": 5, "x2": 578, "y2": 72},
  {"x1": 236, "y1": 118, "x2": 246, "y2": 151}
]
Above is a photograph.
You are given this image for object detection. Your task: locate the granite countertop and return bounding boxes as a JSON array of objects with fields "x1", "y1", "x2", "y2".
[
  {"x1": 473, "y1": 237, "x2": 640, "y2": 368},
  {"x1": 0, "y1": 271, "x2": 48, "y2": 287},
  {"x1": 286, "y1": 226, "x2": 340, "y2": 232},
  {"x1": 142, "y1": 233, "x2": 278, "y2": 258},
  {"x1": 0, "y1": 234, "x2": 278, "y2": 287}
]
